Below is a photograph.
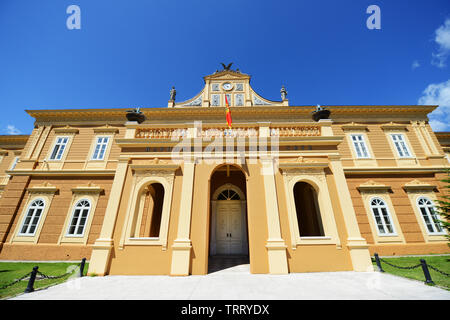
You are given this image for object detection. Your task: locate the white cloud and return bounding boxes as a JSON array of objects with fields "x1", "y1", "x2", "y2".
[
  {"x1": 4, "y1": 125, "x2": 22, "y2": 135},
  {"x1": 412, "y1": 60, "x2": 420, "y2": 69},
  {"x1": 418, "y1": 79, "x2": 450, "y2": 131},
  {"x1": 429, "y1": 119, "x2": 448, "y2": 131},
  {"x1": 432, "y1": 18, "x2": 450, "y2": 68}
]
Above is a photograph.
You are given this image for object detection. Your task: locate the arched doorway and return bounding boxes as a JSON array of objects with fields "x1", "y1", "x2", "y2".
[
  {"x1": 293, "y1": 181, "x2": 324, "y2": 237},
  {"x1": 208, "y1": 165, "x2": 249, "y2": 273}
]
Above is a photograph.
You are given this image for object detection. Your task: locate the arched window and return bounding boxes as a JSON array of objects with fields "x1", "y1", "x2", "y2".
[
  {"x1": 67, "y1": 199, "x2": 91, "y2": 236},
  {"x1": 217, "y1": 188, "x2": 240, "y2": 200},
  {"x1": 293, "y1": 182, "x2": 324, "y2": 237},
  {"x1": 417, "y1": 197, "x2": 443, "y2": 234},
  {"x1": 370, "y1": 198, "x2": 395, "y2": 235},
  {"x1": 136, "y1": 183, "x2": 165, "y2": 238},
  {"x1": 19, "y1": 199, "x2": 45, "y2": 236}
]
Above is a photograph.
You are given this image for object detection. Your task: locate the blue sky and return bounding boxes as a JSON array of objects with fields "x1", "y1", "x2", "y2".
[{"x1": 0, "y1": 0, "x2": 449, "y2": 135}]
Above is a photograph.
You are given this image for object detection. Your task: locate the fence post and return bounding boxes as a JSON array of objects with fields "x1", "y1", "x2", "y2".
[
  {"x1": 24, "y1": 266, "x2": 39, "y2": 293},
  {"x1": 420, "y1": 259, "x2": 434, "y2": 285},
  {"x1": 374, "y1": 253, "x2": 384, "y2": 272},
  {"x1": 79, "y1": 258, "x2": 86, "y2": 277}
]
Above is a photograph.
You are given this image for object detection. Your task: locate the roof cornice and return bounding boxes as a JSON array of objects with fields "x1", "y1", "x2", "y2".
[
  {"x1": 0, "y1": 135, "x2": 29, "y2": 148},
  {"x1": 25, "y1": 105, "x2": 438, "y2": 125}
]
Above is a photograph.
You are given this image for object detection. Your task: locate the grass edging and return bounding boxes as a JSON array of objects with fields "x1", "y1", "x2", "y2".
[
  {"x1": 0, "y1": 261, "x2": 89, "y2": 300},
  {"x1": 372, "y1": 254, "x2": 449, "y2": 291}
]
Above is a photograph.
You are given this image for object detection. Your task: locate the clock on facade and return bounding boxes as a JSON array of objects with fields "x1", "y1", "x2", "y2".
[{"x1": 222, "y1": 82, "x2": 233, "y2": 91}]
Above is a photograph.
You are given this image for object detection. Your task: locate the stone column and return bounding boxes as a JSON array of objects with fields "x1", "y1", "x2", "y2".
[
  {"x1": 88, "y1": 158, "x2": 129, "y2": 276},
  {"x1": 329, "y1": 155, "x2": 373, "y2": 272},
  {"x1": 170, "y1": 159, "x2": 196, "y2": 276},
  {"x1": 261, "y1": 158, "x2": 288, "y2": 274}
]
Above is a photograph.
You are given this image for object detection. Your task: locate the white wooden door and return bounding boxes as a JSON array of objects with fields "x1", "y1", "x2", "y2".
[{"x1": 215, "y1": 201, "x2": 243, "y2": 255}]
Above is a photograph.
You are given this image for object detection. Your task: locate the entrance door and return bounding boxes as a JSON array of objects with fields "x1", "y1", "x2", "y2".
[{"x1": 215, "y1": 200, "x2": 244, "y2": 255}]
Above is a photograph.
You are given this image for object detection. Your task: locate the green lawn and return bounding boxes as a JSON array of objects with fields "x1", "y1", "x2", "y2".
[
  {"x1": 0, "y1": 261, "x2": 88, "y2": 299},
  {"x1": 372, "y1": 255, "x2": 450, "y2": 290}
]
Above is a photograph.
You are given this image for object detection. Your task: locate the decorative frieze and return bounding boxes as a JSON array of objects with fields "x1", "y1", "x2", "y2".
[
  {"x1": 135, "y1": 126, "x2": 322, "y2": 139},
  {"x1": 135, "y1": 128, "x2": 190, "y2": 139},
  {"x1": 135, "y1": 127, "x2": 259, "y2": 139},
  {"x1": 201, "y1": 127, "x2": 259, "y2": 138},
  {"x1": 131, "y1": 163, "x2": 179, "y2": 185},
  {"x1": 270, "y1": 126, "x2": 321, "y2": 137}
]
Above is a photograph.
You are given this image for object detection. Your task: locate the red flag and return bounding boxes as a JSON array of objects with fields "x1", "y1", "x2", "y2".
[{"x1": 225, "y1": 94, "x2": 232, "y2": 129}]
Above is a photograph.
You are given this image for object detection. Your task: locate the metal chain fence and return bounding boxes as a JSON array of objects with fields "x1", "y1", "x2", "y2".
[
  {"x1": 378, "y1": 257, "x2": 422, "y2": 270},
  {"x1": 0, "y1": 258, "x2": 87, "y2": 293},
  {"x1": 427, "y1": 264, "x2": 450, "y2": 277},
  {"x1": 36, "y1": 263, "x2": 80, "y2": 280},
  {"x1": 374, "y1": 253, "x2": 449, "y2": 285},
  {"x1": 0, "y1": 272, "x2": 32, "y2": 290}
]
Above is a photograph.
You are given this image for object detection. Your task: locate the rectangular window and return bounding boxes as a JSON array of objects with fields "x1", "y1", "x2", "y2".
[
  {"x1": 351, "y1": 134, "x2": 370, "y2": 158},
  {"x1": 49, "y1": 137, "x2": 69, "y2": 160},
  {"x1": 235, "y1": 94, "x2": 244, "y2": 106},
  {"x1": 211, "y1": 94, "x2": 220, "y2": 106},
  {"x1": 390, "y1": 134, "x2": 412, "y2": 158},
  {"x1": 91, "y1": 137, "x2": 109, "y2": 160},
  {"x1": 211, "y1": 83, "x2": 219, "y2": 91}
]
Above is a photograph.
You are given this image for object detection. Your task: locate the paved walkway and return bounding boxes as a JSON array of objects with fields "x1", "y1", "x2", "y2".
[{"x1": 9, "y1": 263, "x2": 450, "y2": 300}]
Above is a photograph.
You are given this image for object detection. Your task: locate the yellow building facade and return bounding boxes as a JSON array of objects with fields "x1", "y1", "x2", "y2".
[{"x1": 0, "y1": 68, "x2": 448, "y2": 276}]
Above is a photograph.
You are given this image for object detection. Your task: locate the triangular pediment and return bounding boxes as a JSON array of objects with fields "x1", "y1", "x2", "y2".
[{"x1": 203, "y1": 70, "x2": 250, "y2": 82}]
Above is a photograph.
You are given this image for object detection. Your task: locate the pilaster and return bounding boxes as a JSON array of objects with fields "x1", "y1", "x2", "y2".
[
  {"x1": 87, "y1": 158, "x2": 129, "y2": 276},
  {"x1": 318, "y1": 119, "x2": 333, "y2": 136},
  {"x1": 170, "y1": 159, "x2": 196, "y2": 276},
  {"x1": 261, "y1": 158, "x2": 288, "y2": 274},
  {"x1": 329, "y1": 155, "x2": 373, "y2": 272}
]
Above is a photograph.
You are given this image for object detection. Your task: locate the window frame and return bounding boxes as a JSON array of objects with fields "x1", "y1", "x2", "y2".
[
  {"x1": 217, "y1": 188, "x2": 240, "y2": 200},
  {"x1": 58, "y1": 186, "x2": 102, "y2": 245},
  {"x1": 17, "y1": 198, "x2": 46, "y2": 237},
  {"x1": 350, "y1": 133, "x2": 371, "y2": 159},
  {"x1": 90, "y1": 136, "x2": 110, "y2": 161},
  {"x1": 390, "y1": 133, "x2": 412, "y2": 158},
  {"x1": 49, "y1": 136, "x2": 70, "y2": 161},
  {"x1": 358, "y1": 183, "x2": 405, "y2": 244},
  {"x1": 416, "y1": 196, "x2": 445, "y2": 235},
  {"x1": 65, "y1": 199, "x2": 92, "y2": 237},
  {"x1": 369, "y1": 197, "x2": 397, "y2": 236},
  {"x1": 280, "y1": 169, "x2": 341, "y2": 248},
  {"x1": 403, "y1": 183, "x2": 447, "y2": 243},
  {"x1": 293, "y1": 181, "x2": 326, "y2": 237},
  {"x1": 119, "y1": 168, "x2": 177, "y2": 250}
]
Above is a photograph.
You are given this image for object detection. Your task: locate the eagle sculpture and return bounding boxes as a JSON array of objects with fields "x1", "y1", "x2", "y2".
[{"x1": 221, "y1": 62, "x2": 233, "y2": 71}]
